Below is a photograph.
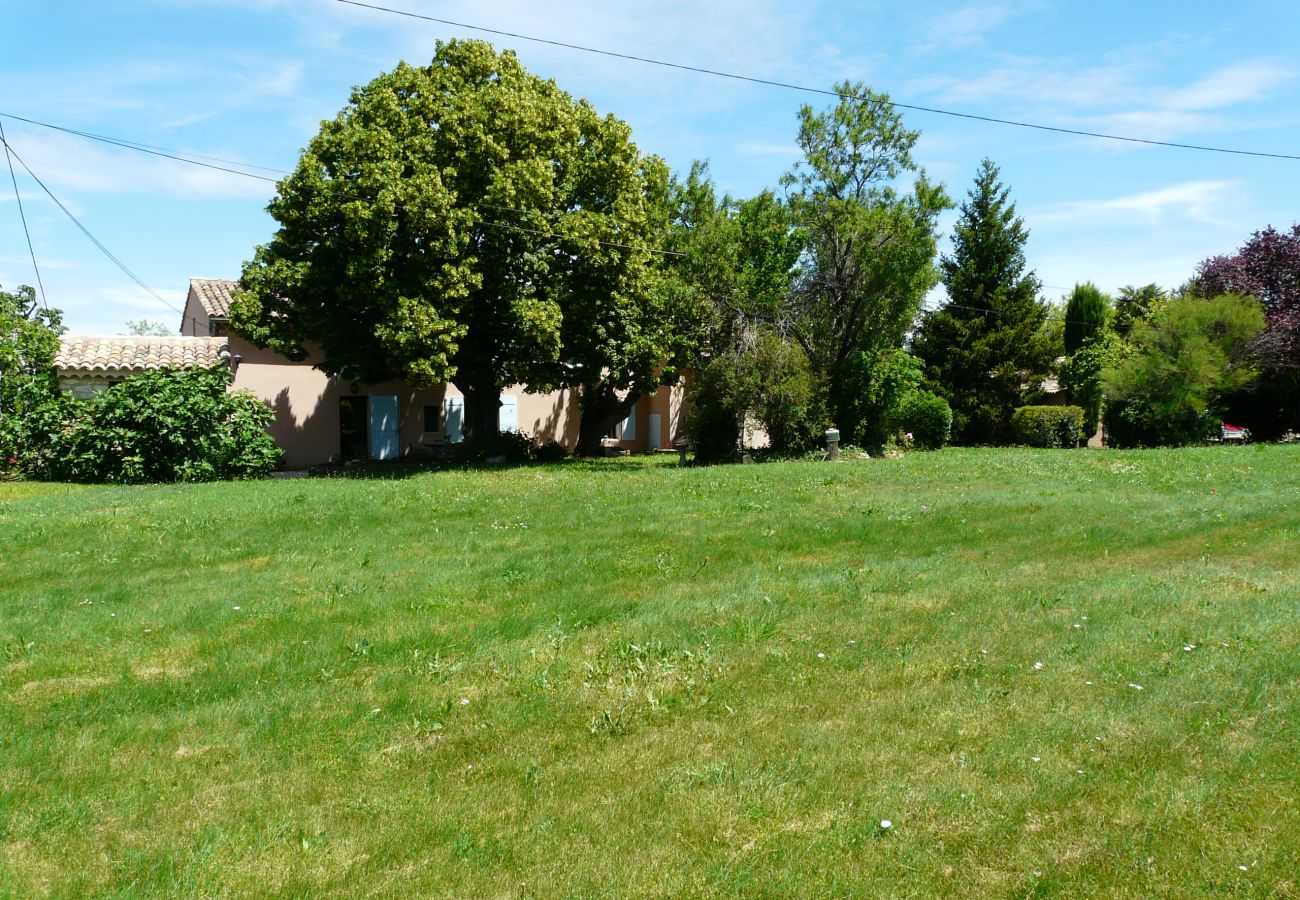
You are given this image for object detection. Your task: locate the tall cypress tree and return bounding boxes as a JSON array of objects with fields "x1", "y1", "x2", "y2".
[
  {"x1": 1063, "y1": 282, "x2": 1110, "y2": 354},
  {"x1": 911, "y1": 159, "x2": 1051, "y2": 443}
]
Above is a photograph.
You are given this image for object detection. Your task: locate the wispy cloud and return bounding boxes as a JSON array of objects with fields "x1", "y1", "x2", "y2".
[
  {"x1": 1036, "y1": 180, "x2": 1240, "y2": 227},
  {"x1": 4, "y1": 128, "x2": 275, "y2": 201},
  {"x1": 914, "y1": 55, "x2": 1293, "y2": 142},
  {"x1": 917, "y1": 1, "x2": 1031, "y2": 52}
]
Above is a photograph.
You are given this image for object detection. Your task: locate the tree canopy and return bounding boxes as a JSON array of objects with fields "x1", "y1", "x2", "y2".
[
  {"x1": 780, "y1": 84, "x2": 949, "y2": 439},
  {"x1": 233, "y1": 39, "x2": 675, "y2": 440}
]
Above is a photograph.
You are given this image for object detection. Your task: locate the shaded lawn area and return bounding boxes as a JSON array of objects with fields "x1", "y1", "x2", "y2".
[{"x1": 1, "y1": 447, "x2": 1297, "y2": 896}]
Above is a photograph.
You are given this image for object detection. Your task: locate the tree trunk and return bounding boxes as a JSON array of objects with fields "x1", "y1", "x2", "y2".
[
  {"x1": 574, "y1": 382, "x2": 639, "y2": 457},
  {"x1": 459, "y1": 380, "x2": 502, "y2": 443}
]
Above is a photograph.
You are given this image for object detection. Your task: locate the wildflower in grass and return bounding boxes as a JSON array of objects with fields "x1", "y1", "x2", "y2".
[
  {"x1": 1127, "y1": 683, "x2": 1143, "y2": 690},
  {"x1": 1084, "y1": 681, "x2": 1094, "y2": 685},
  {"x1": 1031, "y1": 756, "x2": 1041, "y2": 762},
  {"x1": 233, "y1": 606, "x2": 241, "y2": 611},
  {"x1": 817, "y1": 652, "x2": 826, "y2": 659},
  {"x1": 1183, "y1": 644, "x2": 1197, "y2": 651},
  {"x1": 879, "y1": 820, "x2": 892, "y2": 829},
  {"x1": 1033, "y1": 661, "x2": 1044, "y2": 670}
]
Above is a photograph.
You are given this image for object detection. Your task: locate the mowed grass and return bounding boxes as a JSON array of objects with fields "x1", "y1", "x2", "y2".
[{"x1": 1, "y1": 447, "x2": 1297, "y2": 897}]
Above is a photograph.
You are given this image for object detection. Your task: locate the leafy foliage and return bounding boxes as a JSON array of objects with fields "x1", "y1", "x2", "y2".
[
  {"x1": 897, "y1": 390, "x2": 952, "y2": 450},
  {"x1": 1011, "y1": 405, "x2": 1084, "y2": 448},
  {"x1": 1060, "y1": 331, "x2": 1122, "y2": 437},
  {"x1": 0, "y1": 285, "x2": 65, "y2": 476},
  {"x1": 1103, "y1": 294, "x2": 1265, "y2": 447},
  {"x1": 234, "y1": 40, "x2": 674, "y2": 442},
  {"x1": 686, "y1": 333, "x2": 827, "y2": 462},
  {"x1": 911, "y1": 159, "x2": 1052, "y2": 444},
  {"x1": 834, "y1": 348, "x2": 924, "y2": 450},
  {"x1": 36, "y1": 366, "x2": 279, "y2": 483},
  {"x1": 781, "y1": 83, "x2": 949, "y2": 432},
  {"x1": 1194, "y1": 224, "x2": 1300, "y2": 436},
  {"x1": 1113, "y1": 284, "x2": 1165, "y2": 338}
]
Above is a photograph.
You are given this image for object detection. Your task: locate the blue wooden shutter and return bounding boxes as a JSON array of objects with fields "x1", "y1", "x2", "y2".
[
  {"x1": 444, "y1": 396, "x2": 464, "y2": 443},
  {"x1": 369, "y1": 395, "x2": 399, "y2": 460},
  {"x1": 499, "y1": 395, "x2": 519, "y2": 432}
]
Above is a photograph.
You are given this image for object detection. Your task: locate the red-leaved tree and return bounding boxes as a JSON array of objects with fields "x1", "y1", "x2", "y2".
[{"x1": 1196, "y1": 224, "x2": 1300, "y2": 372}]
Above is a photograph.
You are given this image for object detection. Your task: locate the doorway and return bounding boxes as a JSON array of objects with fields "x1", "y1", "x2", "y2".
[{"x1": 339, "y1": 396, "x2": 368, "y2": 460}]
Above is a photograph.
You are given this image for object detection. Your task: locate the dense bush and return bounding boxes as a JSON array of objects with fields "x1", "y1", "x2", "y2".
[
  {"x1": 0, "y1": 285, "x2": 65, "y2": 476},
  {"x1": 898, "y1": 390, "x2": 952, "y2": 450},
  {"x1": 687, "y1": 333, "x2": 827, "y2": 463},
  {"x1": 835, "y1": 348, "x2": 923, "y2": 451},
  {"x1": 39, "y1": 365, "x2": 280, "y2": 483},
  {"x1": 1011, "y1": 405, "x2": 1084, "y2": 448},
  {"x1": 1102, "y1": 293, "x2": 1265, "y2": 447}
]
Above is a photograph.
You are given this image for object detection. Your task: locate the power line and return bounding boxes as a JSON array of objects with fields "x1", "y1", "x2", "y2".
[
  {"x1": 0, "y1": 134, "x2": 187, "y2": 320},
  {"x1": 1, "y1": 120, "x2": 49, "y2": 313},
  {"x1": 0, "y1": 111, "x2": 283, "y2": 183},
  {"x1": 335, "y1": 0, "x2": 1300, "y2": 163}
]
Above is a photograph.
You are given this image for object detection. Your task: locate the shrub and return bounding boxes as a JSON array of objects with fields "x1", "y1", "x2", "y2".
[
  {"x1": 686, "y1": 334, "x2": 828, "y2": 463},
  {"x1": 1102, "y1": 293, "x2": 1265, "y2": 447},
  {"x1": 1, "y1": 285, "x2": 65, "y2": 476},
  {"x1": 450, "y1": 429, "x2": 537, "y2": 465},
  {"x1": 898, "y1": 390, "x2": 952, "y2": 450},
  {"x1": 40, "y1": 365, "x2": 280, "y2": 483},
  {"x1": 532, "y1": 440, "x2": 568, "y2": 463},
  {"x1": 835, "y1": 348, "x2": 923, "y2": 451},
  {"x1": 1011, "y1": 405, "x2": 1084, "y2": 448}
]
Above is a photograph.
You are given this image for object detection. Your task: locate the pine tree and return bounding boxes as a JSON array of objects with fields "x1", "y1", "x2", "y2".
[{"x1": 911, "y1": 159, "x2": 1051, "y2": 443}]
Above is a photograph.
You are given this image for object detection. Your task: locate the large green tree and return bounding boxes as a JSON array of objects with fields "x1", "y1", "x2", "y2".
[
  {"x1": 911, "y1": 159, "x2": 1051, "y2": 443},
  {"x1": 233, "y1": 40, "x2": 673, "y2": 442},
  {"x1": 780, "y1": 84, "x2": 949, "y2": 439}
]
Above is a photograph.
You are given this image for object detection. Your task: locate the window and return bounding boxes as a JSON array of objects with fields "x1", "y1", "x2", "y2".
[
  {"x1": 209, "y1": 318, "x2": 229, "y2": 337},
  {"x1": 423, "y1": 404, "x2": 440, "y2": 433}
]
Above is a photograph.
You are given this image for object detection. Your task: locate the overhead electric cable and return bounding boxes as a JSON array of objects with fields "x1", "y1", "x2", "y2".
[
  {"x1": 334, "y1": 0, "x2": 1300, "y2": 162},
  {"x1": 1, "y1": 119, "x2": 49, "y2": 312},
  {"x1": 0, "y1": 111, "x2": 283, "y2": 183},
  {"x1": 0, "y1": 135, "x2": 187, "y2": 319}
]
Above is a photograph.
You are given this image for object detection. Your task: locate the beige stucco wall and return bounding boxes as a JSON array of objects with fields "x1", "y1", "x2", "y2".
[{"x1": 227, "y1": 337, "x2": 593, "y2": 467}]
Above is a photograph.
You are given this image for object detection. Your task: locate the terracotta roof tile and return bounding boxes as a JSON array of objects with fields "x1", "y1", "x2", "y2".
[
  {"x1": 55, "y1": 336, "x2": 231, "y2": 373},
  {"x1": 190, "y1": 278, "x2": 240, "y2": 318}
]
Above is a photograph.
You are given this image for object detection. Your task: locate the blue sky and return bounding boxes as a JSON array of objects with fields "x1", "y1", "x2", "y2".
[{"x1": 3, "y1": 0, "x2": 1298, "y2": 334}]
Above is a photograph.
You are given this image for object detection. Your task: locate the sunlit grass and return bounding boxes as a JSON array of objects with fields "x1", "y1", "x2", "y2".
[{"x1": 2, "y1": 446, "x2": 1297, "y2": 895}]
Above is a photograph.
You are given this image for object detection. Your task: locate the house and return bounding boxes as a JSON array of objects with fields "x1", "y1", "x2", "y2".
[{"x1": 53, "y1": 278, "x2": 687, "y2": 468}]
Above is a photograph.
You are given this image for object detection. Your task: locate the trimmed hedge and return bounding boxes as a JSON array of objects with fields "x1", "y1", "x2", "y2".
[{"x1": 1011, "y1": 405, "x2": 1084, "y2": 448}]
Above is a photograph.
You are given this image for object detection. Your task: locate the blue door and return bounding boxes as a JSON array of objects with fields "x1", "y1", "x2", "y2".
[{"x1": 369, "y1": 395, "x2": 399, "y2": 460}]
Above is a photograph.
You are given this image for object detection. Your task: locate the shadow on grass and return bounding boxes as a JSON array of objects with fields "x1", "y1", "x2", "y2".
[{"x1": 304, "y1": 453, "x2": 683, "y2": 480}]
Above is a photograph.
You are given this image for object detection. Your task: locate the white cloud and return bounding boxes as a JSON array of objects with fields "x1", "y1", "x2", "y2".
[
  {"x1": 1035, "y1": 180, "x2": 1240, "y2": 227},
  {"x1": 3, "y1": 128, "x2": 275, "y2": 201},
  {"x1": 917, "y1": 1, "x2": 1029, "y2": 52},
  {"x1": 915, "y1": 56, "x2": 1293, "y2": 143}
]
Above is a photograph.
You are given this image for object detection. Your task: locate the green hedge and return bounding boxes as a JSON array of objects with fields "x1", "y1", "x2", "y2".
[{"x1": 1011, "y1": 405, "x2": 1084, "y2": 448}]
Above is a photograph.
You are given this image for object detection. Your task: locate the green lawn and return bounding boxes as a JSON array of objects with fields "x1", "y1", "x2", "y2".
[{"x1": 2, "y1": 447, "x2": 1297, "y2": 897}]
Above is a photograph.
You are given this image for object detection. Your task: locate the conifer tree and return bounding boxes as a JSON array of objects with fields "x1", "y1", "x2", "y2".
[{"x1": 911, "y1": 159, "x2": 1051, "y2": 443}]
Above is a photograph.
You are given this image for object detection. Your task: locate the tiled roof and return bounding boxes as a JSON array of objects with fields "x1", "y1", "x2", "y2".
[
  {"x1": 190, "y1": 278, "x2": 240, "y2": 318},
  {"x1": 55, "y1": 336, "x2": 231, "y2": 373}
]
